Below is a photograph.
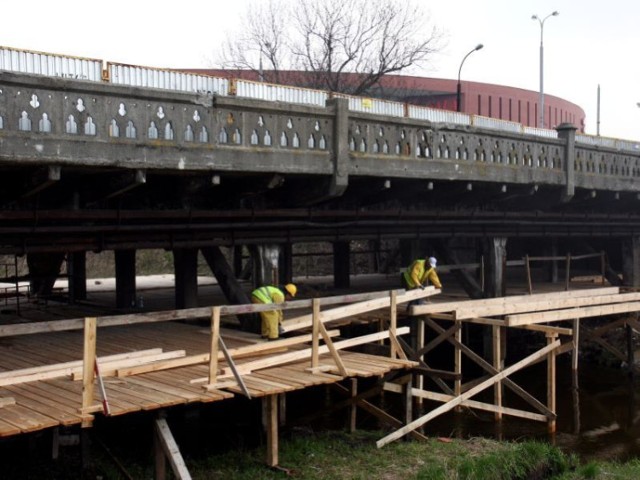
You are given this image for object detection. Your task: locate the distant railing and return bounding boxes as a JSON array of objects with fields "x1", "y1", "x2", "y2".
[{"x1": 1, "y1": 44, "x2": 639, "y2": 153}]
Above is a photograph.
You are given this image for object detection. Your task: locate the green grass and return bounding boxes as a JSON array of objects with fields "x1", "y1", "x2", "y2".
[{"x1": 6, "y1": 428, "x2": 640, "y2": 479}]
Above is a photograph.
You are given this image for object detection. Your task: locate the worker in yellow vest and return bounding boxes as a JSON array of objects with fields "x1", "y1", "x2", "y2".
[
  {"x1": 251, "y1": 283, "x2": 297, "y2": 340},
  {"x1": 402, "y1": 256, "x2": 442, "y2": 291}
]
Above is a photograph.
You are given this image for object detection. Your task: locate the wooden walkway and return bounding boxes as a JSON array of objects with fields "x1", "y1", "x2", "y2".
[{"x1": 0, "y1": 289, "x2": 428, "y2": 439}]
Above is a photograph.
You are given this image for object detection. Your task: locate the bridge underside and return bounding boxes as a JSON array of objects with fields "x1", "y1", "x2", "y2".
[{"x1": 0, "y1": 164, "x2": 638, "y2": 255}]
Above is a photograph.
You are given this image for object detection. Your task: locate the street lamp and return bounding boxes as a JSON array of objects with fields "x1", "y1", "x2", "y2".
[
  {"x1": 532, "y1": 11, "x2": 559, "y2": 129},
  {"x1": 457, "y1": 44, "x2": 484, "y2": 112}
]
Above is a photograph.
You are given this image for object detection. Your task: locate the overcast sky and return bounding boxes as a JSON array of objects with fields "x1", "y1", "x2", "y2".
[{"x1": 3, "y1": 0, "x2": 637, "y2": 140}]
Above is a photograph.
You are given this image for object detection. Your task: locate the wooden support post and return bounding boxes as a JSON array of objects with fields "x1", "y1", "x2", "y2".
[
  {"x1": 278, "y1": 393, "x2": 287, "y2": 427},
  {"x1": 454, "y1": 320, "x2": 462, "y2": 398},
  {"x1": 208, "y1": 307, "x2": 221, "y2": 385},
  {"x1": 389, "y1": 290, "x2": 397, "y2": 358},
  {"x1": 525, "y1": 255, "x2": 533, "y2": 294},
  {"x1": 572, "y1": 367, "x2": 581, "y2": 436},
  {"x1": 349, "y1": 378, "x2": 357, "y2": 433},
  {"x1": 154, "y1": 419, "x2": 167, "y2": 480},
  {"x1": 601, "y1": 251, "x2": 606, "y2": 284},
  {"x1": 565, "y1": 253, "x2": 572, "y2": 291},
  {"x1": 403, "y1": 377, "x2": 413, "y2": 435},
  {"x1": 81, "y1": 317, "x2": 97, "y2": 428},
  {"x1": 312, "y1": 298, "x2": 320, "y2": 369},
  {"x1": 627, "y1": 323, "x2": 634, "y2": 378},
  {"x1": 264, "y1": 394, "x2": 279, "y2": 467},
  {"x1": 154, "y1": 415, "x2": 192, "y2": 480},
  {"x1": 572, "y1": 319, "x2": 580, "y2": 372},
  {"x1": 416, "y1": 316, "x2": 425, "y2": 408},
  {"x1": 547, "y1": 333, "x2": 558, "y2": 434},
  {"x1": 492, "y1": 325, "x2": 502, "y2": 420}
]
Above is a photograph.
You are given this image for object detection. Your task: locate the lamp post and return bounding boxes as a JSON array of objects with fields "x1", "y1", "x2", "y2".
[
  {"x1": 457, "y1": 44, "x2": 484, "y2": 112},
  {"x1": 532, "y1": 11, "x2": 559, "y2": 129}
]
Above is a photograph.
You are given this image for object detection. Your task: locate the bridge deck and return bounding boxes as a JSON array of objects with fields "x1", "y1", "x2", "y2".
[{"x1": 0, "y1": 321, "x2": 414, "y2": 437}]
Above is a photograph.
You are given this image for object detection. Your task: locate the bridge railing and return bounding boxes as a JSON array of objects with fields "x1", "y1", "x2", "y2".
[
  {"x1": 107, "y1": 62, "x2": 230, "y2": 96},
  {"x1": 0, "y1": 46, "x2": 103, "y2": 82},
  {"x1": 232, "y1": 78, "x2": 328, "y2": 107},
  {"x1": 1, "y1": 44, "x2": 639, "y2": 156}
]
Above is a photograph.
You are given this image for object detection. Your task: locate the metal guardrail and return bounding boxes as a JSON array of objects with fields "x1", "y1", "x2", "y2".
[
  {"x1": 107, "y1": 62, "x2": 229, "y2": 95},
  {"x1": 2, "y1": 45, "x2": 639, "y2": 152},
  {"x1": 407, "y1": 105, "x2": 472, "y2": 125},
  {"x1": 233, "y1": 79, "x2": 328, "y2": 106},
  {"x1": 333, "y1": 93, "x2": 405, "y2": 117},
  {"x1": 0, "y1": 46, "x2": 103, "y2": 82}
]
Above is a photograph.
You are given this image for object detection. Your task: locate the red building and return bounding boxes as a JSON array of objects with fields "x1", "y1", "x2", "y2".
[{"x1": 186, "y1": 69, "x2": 586, "y2": 133}]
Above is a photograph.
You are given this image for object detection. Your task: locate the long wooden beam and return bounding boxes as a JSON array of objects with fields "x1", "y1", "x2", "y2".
[
  {"x1": 0, "y1": 290, "x2": 411, "y2": 338},
  {"x1": 429, "y1": 313, "x2": 573, "y2": 336},
  {"x1": 283, "y1": 287, "x2": 438, "y2": 332},
  {"x1": 455, "y1": 292, "x2": 640, "y2": 320},
  {"x1": 376, "y1": 340, "x2": 560, "y2": 447},
  {"x1": 506, "y1": 302, "x2": 640, "y2": 326},
  {"x1": 382, "y1": 383, "x2": 548, "y2": 422},
  {"x1": 410, "y1": 287, "x2": 619, "y2": 316}
]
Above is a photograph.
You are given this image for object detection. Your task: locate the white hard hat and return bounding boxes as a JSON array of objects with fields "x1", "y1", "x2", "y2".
[{"x1": 428, "y1": 257, "x2": 437, "y2": 267}]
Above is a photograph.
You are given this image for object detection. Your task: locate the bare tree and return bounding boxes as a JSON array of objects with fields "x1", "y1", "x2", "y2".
[{"x1": 216, "y1": 0, "x2": 443, "y2": 95}]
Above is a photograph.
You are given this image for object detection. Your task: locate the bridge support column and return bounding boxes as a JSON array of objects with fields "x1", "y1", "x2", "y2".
[
  {"x1": 250, "y1": 244, "x2": 282, "y2": 287},
  {"x1": 279, "y1": 243, "x2": 293, "y2": 284},
  {"x1": 26, "y1": 252, "x2": 65, "y2": 298},
  {"x1": 482, "y1": 237, "x2": 507, "y2": 298},
  {"x1": 68, "y1": 251, "x2": 87, "y2": 302},
  {"x1": 115, "y1": 249, "x2": 136, "y2": 309},
  {"x1": 482, "y1": 237, "x2": 508, "y2": 372},
  {"x1": 557, "y1": 123, "x2": 577, "y2": 202},
  {"x1": 400, "y1": 239, "x2": 421, "y2": 269},
  {"x1": 327, "y1": 97, "x2": 349, "y2": 197},
  {"x1": 548, "y1": 238, "x2": 559, "y2": 284},
  {"x1": 173, "y1": 248, "x2": 198, "y2": 309},
  {"x1": 201, "y1": 246, "x2": 255, "y2": 331},
  {"x1": 622, "y1": 236, "x2": 640, "y2": 287},
  {"x1": 333, "y1": 241, "x2": 350, "y2": 289}
]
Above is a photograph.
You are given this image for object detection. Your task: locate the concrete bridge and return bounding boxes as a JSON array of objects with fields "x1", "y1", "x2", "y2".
[{"x1": 2, "y1": 46, "x2": 640, "y2": 307}]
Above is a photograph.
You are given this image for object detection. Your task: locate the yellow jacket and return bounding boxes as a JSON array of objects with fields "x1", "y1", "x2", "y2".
[{"x1": 403, "y1": 259, "x2": 442, "y2": 289}]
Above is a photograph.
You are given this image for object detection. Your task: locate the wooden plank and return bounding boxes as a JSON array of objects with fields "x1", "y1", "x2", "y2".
[
  {"x1": 0, "y1": 290, "x2": 405, "y2": 338},
  {"x1": 0, "y1": 397, "x2": 15, "y2": 408},
  {"x1": 411, "y1": 287, "x2": 620, "y2": 316},
  {"x1": 2, "y1": 385, "x2": 84, "y2": 426},
  {"x1": 102, "y1": 380, "x2": 186, "y2": 410},
  {"x1": 383, "y1": 383, "x2": 548, "y2": 422},
  {"x1": 429, "y1": 313, "x2": 573, "y2": 335},
  {"x1": 376, "y1": 340, "x2": 560, "y2": 447},
  {"x1": 115, "y1": 330, "x2": 340, "y2": 378},
  {"x1": 0, "y1": 415, "x2": 22, "y2": 436},
  {"x1": 70, "y1": 351, "x2": 187, "y2": 380},
  {"x1": 0, "y1": 349, "x2": 163, "y2": 382},
  {"x1": 81, "y1": 317, "x2": 97, "y2": 427},
  {"x1": 506, "y1": 302, "x2": 640, "y2": 326},
  {"x1": 155, "y1": 418, "x2": 192, "y2": 480},
  {"x1": 283, "y1": 288, "x2": 438, "y2": 332},
  {"x1": 212, "y1": 327, "x2": 409, "y2": 380},
  {"x1": 455, "y1": 292, "x2": 640, "y2": 320},
  {"x1": 0, "y1": 403, "x2": 61, "y2": 433}
]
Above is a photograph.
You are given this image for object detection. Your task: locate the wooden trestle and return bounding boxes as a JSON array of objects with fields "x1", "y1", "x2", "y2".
[{"x1": 376, "y1": 286, "x2": 640, "y2": 447}]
